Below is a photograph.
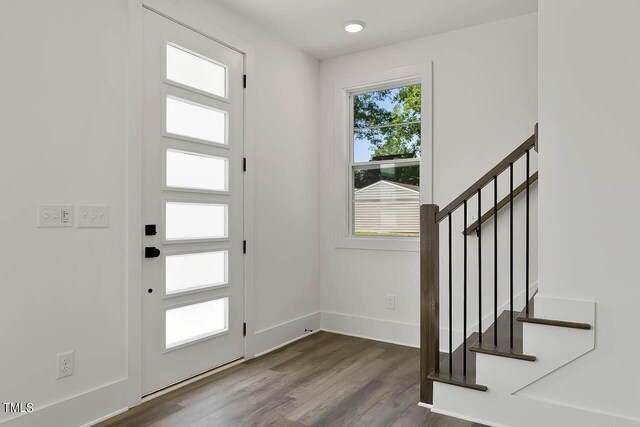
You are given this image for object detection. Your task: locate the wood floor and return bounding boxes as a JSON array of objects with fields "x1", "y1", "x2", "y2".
[{"x1": 98, "y1": 332, "x2": 481, "y2": 427}]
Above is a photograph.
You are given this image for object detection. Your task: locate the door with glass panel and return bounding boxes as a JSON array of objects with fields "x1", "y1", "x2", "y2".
[{"x1": 141, "y1": 8, "x2": 244, "y2": 395}]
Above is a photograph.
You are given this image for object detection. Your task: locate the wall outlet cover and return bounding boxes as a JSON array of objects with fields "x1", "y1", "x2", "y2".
[
  {"x1": 385, "y1": 294, "x2": 396, "y2": 310},
  {"x1": 57, "y1": 351, "x2": 74, "y2": 379}
]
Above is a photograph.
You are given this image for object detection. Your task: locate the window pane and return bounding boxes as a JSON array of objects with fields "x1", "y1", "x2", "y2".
[
  {"x1": 165, "y1": 251, "x2": 227, "y2": 295},
  {"x1": 353, "y1": 84, "x2": 421, "y2": 129},
  {"x1": 166, "y1": 95, "x2": 226, "y2": 144},
  {"x1": 353, "y1": 84, "x2": 421, "y2": 163},
  {"x1": 165, "y1": 298, "x2": 228, "y2": 349},
  {"x1": 165, "y1": 202, "x2": 227, "y2": 241},
  {"x1": 166, "y1": 43, "x2": 226, "y2": 97},
  {"x1": 353, "y1": 163, "x2": 420, "y2": 237},
  {"x1": 353, "y1": 122, "x2": 421, "y2": 163},
  {"x1": 166, "y1": 149, "x2": 228, "y2": 191}
]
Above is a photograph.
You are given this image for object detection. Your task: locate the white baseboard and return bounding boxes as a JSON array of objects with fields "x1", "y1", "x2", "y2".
[
  {"x1": 431, "y1": 405, "x2": 506, "y2": 427},
  {"x1": 1, "y1": 379, "x2": 128, "y2": 427},
  {"x1": 320, "y1": 311, "x2": 419, "y2": 347},
  {"x1": 249, "y1": 311, "x2": 321, "y2": 357},
  {"x1": 254, "y1": 329, "x2": 321, "y2": 358},
  {"x1": 319, "y1": 284, "x2": 539, "y2": 353}
]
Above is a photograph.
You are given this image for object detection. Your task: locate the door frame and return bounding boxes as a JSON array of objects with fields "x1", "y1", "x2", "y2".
[{"x1": 126, "y1": 0, "x2": 256, "y2": 407}]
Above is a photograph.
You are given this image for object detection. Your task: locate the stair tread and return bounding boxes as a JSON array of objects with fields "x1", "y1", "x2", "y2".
[
  {"x1": 428, "y1": 332, "x2": 488, "y2": 392},
  {"x1": 516, "y1": 302, "x2": 591, "y2": 330},
  {"x1": 469, "y1": 310, "x2": 536, "y2": 361}
]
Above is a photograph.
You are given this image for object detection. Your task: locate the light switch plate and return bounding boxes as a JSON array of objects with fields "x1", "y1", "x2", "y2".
[
  {"x1": 37, "y1": 205, "x2": 73, "y2": 227},
  {"x1": 77, "y1": 205, "x2": 109, "y2": 228}
]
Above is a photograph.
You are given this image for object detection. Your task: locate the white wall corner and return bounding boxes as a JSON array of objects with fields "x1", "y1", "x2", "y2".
[{"x1": 248, "y1": 312, "x2": 321, "y2": 358}]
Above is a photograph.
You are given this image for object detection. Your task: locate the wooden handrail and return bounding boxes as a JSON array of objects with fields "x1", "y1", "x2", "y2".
[
  {"x1": 435, "y1": 133, "x2": 536, "y2": 223},
  {"x1": 463, "y1": 172, "x2": 538, "y2": 235}
]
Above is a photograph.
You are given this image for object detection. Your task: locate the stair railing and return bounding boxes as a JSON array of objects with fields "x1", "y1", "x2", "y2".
[{"x1": 420, "y1": 124, "x2": 538, "y2": 404}]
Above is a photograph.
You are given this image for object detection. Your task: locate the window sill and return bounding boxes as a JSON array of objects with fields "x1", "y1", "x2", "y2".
[{"x1": 335, "y1": 236, "x2": 419, "y2": 252}]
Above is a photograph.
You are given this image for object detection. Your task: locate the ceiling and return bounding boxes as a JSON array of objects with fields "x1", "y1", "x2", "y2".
[{"x1": 214, "y1": 0, "x2": 538, "y2": 60}]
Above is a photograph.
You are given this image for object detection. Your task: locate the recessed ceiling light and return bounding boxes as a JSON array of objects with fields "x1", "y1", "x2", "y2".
[{"x1": 344, "y1": 20, "x2": 365, "y2": 33}]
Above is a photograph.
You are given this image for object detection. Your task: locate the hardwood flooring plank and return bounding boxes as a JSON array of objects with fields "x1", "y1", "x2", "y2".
[
  {"x1": 268, "y1": 418, "x2": 307, "y2": 427},
  {"x1": 353, "y1": 383, "x2": 419, "y2": 427},
  {"x1": 284, "y1": 357, "x2": 392, "y2": 425},
  {"x1": 97, "y1": 402, "x2": 184, "y2": 427},
  {"x1": 309, "y1": 379, "x2": 397, "y2": 427}
]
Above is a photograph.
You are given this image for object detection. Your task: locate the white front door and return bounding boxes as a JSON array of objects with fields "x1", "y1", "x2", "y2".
[{"x1": 141, "y1": 8, "x2": 245, "y2": 395}]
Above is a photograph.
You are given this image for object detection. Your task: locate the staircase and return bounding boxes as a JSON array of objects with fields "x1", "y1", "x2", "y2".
[{"x1": 420, "y1": 124, "x2": 596, "y2": 426}]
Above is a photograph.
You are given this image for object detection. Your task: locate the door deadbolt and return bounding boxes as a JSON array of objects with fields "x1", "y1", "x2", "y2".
[{"x1": 145, "y1": 247, "x2": 161, "y2": 258}]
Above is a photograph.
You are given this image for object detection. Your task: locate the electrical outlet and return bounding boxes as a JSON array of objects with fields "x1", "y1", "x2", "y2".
[
  {"x1": 57, "y1": 351, "x2": 74, "y2": 379},
  {"x1": 385, "y1": 294, "x2": 395, "y2": 310}
]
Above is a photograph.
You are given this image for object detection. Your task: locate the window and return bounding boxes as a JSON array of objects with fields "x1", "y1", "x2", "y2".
[
  {"x1": 165, "y1": 148, "x2": 228, "y2": 192},
  {"x1": 166, "y1": 43, "x2": 227, "y2": 98},
  {"x1": 165, "y1": 251, "x2": 228, "y2": 295},
  {"x1": 165, "y1": 297, "x2": 228, "y2": 349},
  {"x1": 165, "y1": 202, "x2": 228, "y2": 241},
  {"x1": 165, "y1": 95, "x2": 227, "y2": 145},
  {"x1": 350, "y1": 83, "x2": 421, "y2": 237}
]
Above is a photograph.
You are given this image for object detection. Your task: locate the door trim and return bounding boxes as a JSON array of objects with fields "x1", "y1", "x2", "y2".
[{"x1": 127, "y1": 0, "x2": 256, "y2": 408}]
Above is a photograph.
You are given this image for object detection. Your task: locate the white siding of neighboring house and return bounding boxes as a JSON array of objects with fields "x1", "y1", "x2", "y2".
[{"x1": 354, "y1": 180, "x2": 420, "y2": 234}]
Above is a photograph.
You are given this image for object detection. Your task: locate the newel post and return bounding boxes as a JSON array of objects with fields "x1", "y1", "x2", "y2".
[{"x1": 420, "y1": 204, "x2": 439, "y2": 405}]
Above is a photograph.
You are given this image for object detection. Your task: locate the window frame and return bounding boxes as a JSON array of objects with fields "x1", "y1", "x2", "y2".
[{"x1": 333, "y1": 63, "x2": 433, "y2": 252}]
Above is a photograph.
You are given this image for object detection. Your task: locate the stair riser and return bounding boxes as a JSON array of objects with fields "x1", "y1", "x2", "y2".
[
  {"x1": 475, "y1": 324, "x2": 593, "y2": 394},
  {"x1": 475, "y1": 296, "x2": 595, "y2": 394},
  {"x1": 534, "y1": 294, "x2": 594, "y2": 324}
]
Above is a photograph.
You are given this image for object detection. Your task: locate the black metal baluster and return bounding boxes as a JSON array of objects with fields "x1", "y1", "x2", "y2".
[
  {"x1": 494, "y1": 176, "x2": 498, "y2": 347},
  {"x1": 477, "y1": 189, "x2": 482, "y2": 342},
  {"x1": 463, "y1": 200, "x2": 468, "y2": 376},
  {"x1": 509, "y1": 163, "x2": 514, "y2": 349},
  {"x1": 448, "y1": 212, "x2": 453, "y2": 374},
  {"x1": 526, "y1": 149, "x2": 530, "y2": 315}
]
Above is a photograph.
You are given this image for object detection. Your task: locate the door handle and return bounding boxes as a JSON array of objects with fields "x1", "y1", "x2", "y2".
[{"x1": 145, "y1": 247, "x2": 161, "y2": 258}]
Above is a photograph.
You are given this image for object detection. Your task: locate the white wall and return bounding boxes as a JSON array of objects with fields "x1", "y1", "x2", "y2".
[
  {"x1": 0, "y1": 0, "x2": 319, "y2": 425},
  {"x1": 0, "y1": 1, "x2": 129, "y2": 424},
  {"x1": 522, "y1": 0, "x2": 640, "y2": 423},
  {"x1": 318, "y1": 13, "x2": 538, "y2": 347}
]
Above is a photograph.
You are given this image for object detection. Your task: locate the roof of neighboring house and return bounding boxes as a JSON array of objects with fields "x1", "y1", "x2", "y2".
[{"x1": 355, "y1": 180, "x2": 420, "y2": 194}]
